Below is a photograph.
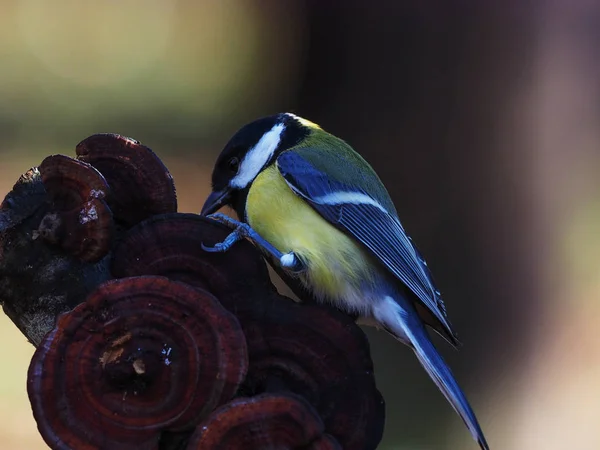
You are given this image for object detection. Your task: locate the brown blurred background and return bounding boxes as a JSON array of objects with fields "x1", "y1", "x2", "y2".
[{"x1": 1, "y1": 1, "x2": 599, "y2": 449}]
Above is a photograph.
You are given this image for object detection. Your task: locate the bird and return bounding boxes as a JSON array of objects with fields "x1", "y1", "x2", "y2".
[{"x1": 200, "y1": 112, "x2": 489, "y2": 449}]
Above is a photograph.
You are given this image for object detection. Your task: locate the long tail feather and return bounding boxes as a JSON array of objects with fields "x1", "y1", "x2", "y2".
[
  {"x1": 375, "y1": 297, "x2": 489, "y2": 449},
  {"x1": 408, "y1": 325, "x2": 489, "y2": 449}
]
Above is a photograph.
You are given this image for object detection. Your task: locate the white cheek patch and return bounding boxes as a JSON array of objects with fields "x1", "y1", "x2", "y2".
[
  {"x1": 313, "y1": 191, "x2": 388, "y2": 214},
  {"x1": 231, "y1": 123, "x2": 285, "y2": 188}
]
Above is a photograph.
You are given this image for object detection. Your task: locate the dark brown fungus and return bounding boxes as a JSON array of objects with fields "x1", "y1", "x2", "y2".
[
  {"x1": 307, "y1": 434, "x2": 343, "y2": 450},
  {"x1": 39, "y1": 155, "x2": 109, "y2": 209},
  {"x1": 38, "y1": 154, "x2": 114, "y2": 262},
  {"x1": 75, "y1": 134, "x2": 177, "y2": 227},
  {"x1": 27, "y1": 276, "x2": 248, "y2": 450},
  {"x1": 186, "y1": 393, "x2": 340, "y2": 450},
  {"x1": 110, "y1": 213, "x2": 273, "y2": 314},
  {"x1": 241, "y1": 299, "x2": 385, "y2": 450},
  {"x1": 35, "y1": 198, "x2": 114, "y2": 263}
]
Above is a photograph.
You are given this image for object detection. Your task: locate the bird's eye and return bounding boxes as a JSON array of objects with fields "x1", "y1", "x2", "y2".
[{"x1": 227, "y1": 157, "x2": 240, "y2": 173}]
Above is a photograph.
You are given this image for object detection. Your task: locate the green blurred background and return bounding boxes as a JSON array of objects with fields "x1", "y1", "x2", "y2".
[{"x1": 1, "y1": 1, "x2": 600, "y2": 449}]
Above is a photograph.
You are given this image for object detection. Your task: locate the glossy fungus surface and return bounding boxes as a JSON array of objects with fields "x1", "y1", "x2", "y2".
[
  {"x1": 241, "y1": 299, "x2": 385, "y2": 450},
  {"x1": 186, "y1": 393, "x2": 340, "y2": 450},
  {"x1": 27, "y1": 276, "x2": 248, "y2": 449},
  {"x1": 110, "y1": 213, "x2": 273, "y2": 313},
  {"x1": 38, "y1": 154, "x2": 114, "y2": 262},
  {"x1": 76, "y1": 134, "x2": 177, "y2": 227},
  {"x1": 36, "y1": 198, "x2": 114, "y2": 263},
  {"x1": 39, "y1": 155, "x2": 109, "y2": 209}
]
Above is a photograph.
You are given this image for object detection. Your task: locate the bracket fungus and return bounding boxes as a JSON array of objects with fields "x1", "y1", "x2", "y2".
[
  {"x1": 35, "y1": 198, "x2": 113, "y2": 263},
  {"x1": 76, "y1": 134, "x2": 177, "y2": 228},
  {"x1": 39, "y1": 154, "x2": 110, "y2": 209},
  {"x1": 27, "y1": 276, "x2": 248, "y2": 450},
  {"x1": 0, "y1": 134, "x2": 179, "y2": 345},
  {"x1": 110, "y1": 212, "x2": 275, "y2": 312},
  {"x1": 187, "y1": 393, "x2": 342, "y2": 450},
  {"x1": 37, "y1": 154, "x2": 114, "y2": 263},
  {"x1": 1, "y1": 133, "x2": 385, "y2": 450},
  {"x1": 239, "y1": 300, "x2": 385, "y2": 450}
]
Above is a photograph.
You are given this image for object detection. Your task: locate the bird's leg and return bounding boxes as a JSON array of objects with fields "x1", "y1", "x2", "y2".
[{"x1": 202, "y1": 213, "x2": 306, "y2": 273}]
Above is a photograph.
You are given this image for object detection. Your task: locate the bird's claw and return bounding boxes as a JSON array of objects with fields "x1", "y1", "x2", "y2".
[
  {"x1": 205, "y1": 212, "x2": 241, "y2": 229},
  {"x1": 201, "y1": 215, "x2": 252, "y2": 253},
  {"x1": 201, "y1": 231, "x2": 243, "y2": 253}
]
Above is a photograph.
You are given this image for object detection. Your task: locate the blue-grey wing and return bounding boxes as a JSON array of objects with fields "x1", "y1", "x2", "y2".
[{"x1": 276, "y1": 149, "x2": 458, "y2": 344}]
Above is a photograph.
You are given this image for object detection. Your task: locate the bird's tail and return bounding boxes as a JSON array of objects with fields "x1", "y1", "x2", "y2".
[{"x1": 376, "y1": 298, "x2": 489, "y2": 450}]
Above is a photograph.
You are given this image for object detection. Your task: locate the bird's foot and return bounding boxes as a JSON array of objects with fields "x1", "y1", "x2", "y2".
[
  {"x1": 204, "y1": 212, "x2": 242, "y2": 230},
  {"x1": 202, "y1": 214, "x2": 253, "y2": 253},
  {"x1": 202, "y1": 214, "x2": 306, "y2": 273}
]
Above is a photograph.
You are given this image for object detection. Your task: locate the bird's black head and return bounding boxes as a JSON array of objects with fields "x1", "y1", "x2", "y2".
[{"x1": 201, "y1": 113, "x2": 310, "y2": 218}]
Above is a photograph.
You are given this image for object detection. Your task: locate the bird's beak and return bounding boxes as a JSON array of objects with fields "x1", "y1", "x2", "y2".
[{"x1": 201, "y1": 189, "x2": 231, "y2": 215}]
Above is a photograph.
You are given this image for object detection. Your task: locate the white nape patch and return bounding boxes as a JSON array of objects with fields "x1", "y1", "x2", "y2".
[
  {"x1": 231, "y1": 123, "x2": 285, "y2": 188},
  {"x1": 313, "y1": 191, "x2": 388, "y2": 213},
  {"x1": 285, "y1": 112, "x2": 321, "y2": 129}
]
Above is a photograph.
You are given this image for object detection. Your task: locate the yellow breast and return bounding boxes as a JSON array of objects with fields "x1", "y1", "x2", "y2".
[{"x1": 246, "y1": 165, "x2": 376, "y2": 306}]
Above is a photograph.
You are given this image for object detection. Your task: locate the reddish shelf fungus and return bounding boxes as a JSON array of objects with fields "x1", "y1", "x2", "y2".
[
  {"x1": 186, "y1": 393, "x2": 341, "y2": 450},
  {"x1": 39, "y1": 155, "x2": 110, "y2": 208},
  {"x1": 76, "y1": 134, "x2": 177, "y2": 227},
  {"x1": 241, "y1": 299, "x2": 385, "y2": 450},
  {"x1": 38, "y1": 154, "x2": 114, "y2": 263},
  {"x1": 307, "y1": 434, "x2": 344, "y2": 450},
  {"x1": 0, "y1": 134, "x2": 178, "y2": 344},
  {"x1": 27, "y1": 276, "x2": 248, "y2": 450},
  {"x1": 35, "y1": 197, "x2": 114, "y2": 263},
  {"x1": 110, "y1": 212, "x2": 274, "y2": 313}
]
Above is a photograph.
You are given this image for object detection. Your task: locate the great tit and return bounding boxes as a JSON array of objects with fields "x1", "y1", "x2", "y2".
[{"x1": 200, "y1": 112, "x2": 489, "y2": 449}]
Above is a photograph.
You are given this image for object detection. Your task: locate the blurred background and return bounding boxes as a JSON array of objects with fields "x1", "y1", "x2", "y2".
[{"x1": 1, "y1": 1, "x2": 599, "y2": 449}]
